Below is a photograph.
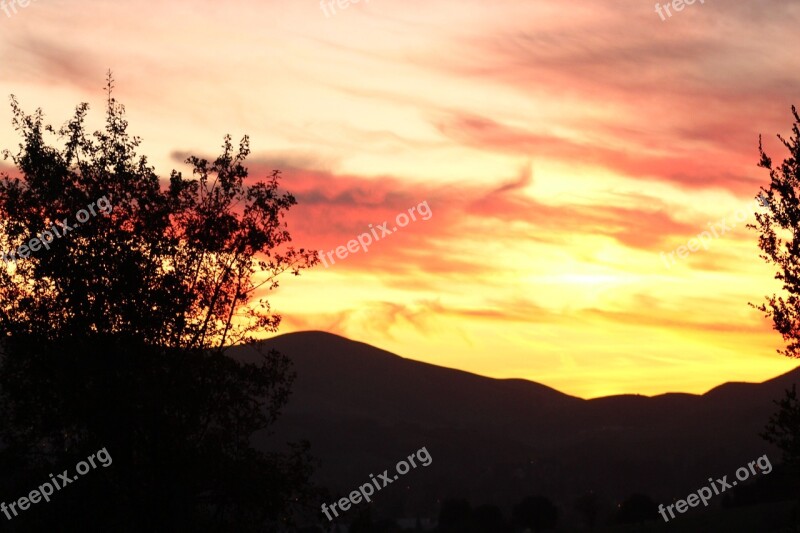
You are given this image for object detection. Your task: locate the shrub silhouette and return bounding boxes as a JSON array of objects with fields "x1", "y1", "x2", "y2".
[{"x1": 0, "y1": 74, "x2": 319, "y2": 531}]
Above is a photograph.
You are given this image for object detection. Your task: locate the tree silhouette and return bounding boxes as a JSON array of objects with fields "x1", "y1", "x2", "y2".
[
  {"x1": 752, "y1": 106, "x2": 800, "y2": 359},
  {"x1": 754, "y1": 107, "x2": 800, "y2": 472},
  {"x1": 511, "y1": 495, "x2": 558, "y2": 532},
  {"x1": 0, "y1": 75, "x2": 319, "y2": 531}
]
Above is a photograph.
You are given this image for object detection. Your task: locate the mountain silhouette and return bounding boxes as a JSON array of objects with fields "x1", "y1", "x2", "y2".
[{"x1": 231, "y1": 331, "x2": 796, "y2": 520}]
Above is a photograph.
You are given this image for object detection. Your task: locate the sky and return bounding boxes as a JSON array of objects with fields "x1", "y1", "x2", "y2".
[{"x1": 1, "y1": 0, "x2": 799, "y2": 398}]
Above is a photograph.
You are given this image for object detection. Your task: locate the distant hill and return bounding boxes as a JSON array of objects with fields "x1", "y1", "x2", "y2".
[{"x1": 230, "y1": 331, "x2": 800, "y2": 522}]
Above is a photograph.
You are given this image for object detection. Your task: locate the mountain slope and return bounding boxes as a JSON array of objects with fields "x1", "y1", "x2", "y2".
[{"x1": 230, "y1": 331, "x2": 799, "y2": 518}]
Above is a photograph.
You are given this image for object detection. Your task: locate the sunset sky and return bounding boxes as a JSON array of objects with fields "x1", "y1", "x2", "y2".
[{"x1": 2, "y1": 0, "x2": 799, "y2": 398}]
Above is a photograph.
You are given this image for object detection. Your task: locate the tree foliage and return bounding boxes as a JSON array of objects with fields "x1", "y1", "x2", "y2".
[
  {"x1": 752, "y1": 106, "x2": 800, "y2": 358},
  {"x1": 754, "y1": 107, "x2": 800, "y2": 471},
  {"x1": 0, "y1": 76, "x2": 315, "y2": 350},
  {"x1": 0, "y1": 74, "x2": 319, "y2": 531}
]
